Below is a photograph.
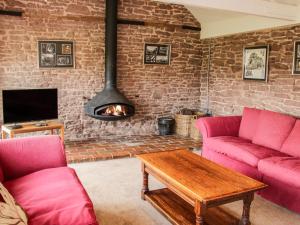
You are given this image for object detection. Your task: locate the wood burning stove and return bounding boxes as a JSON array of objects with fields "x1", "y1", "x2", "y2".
[{"x1": 84, "y1": 0, "x2": 135, "y2": 121}]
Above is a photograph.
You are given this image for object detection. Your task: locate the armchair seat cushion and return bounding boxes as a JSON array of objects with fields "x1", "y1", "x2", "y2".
[
  {"x1": 258, "y1": 157, "x2": 300, "y2": 188},
  {"x1": 4, "y1": 167, "x2": 98, "y2": 225},
  {"x1": 206, "y1": 136, "x2": 288, "y2": 167}
]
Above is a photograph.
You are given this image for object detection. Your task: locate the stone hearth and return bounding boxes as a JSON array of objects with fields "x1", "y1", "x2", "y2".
[{"x1": 65, "y1": 135, "x2": 200, "y2": 163}]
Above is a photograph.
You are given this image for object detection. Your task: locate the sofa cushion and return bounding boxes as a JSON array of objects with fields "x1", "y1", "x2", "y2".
[
  {"x1": 258, "y1": 157, "x2": 300, "y2": 188},
  {"x1": 206, "y1": 136, "x2": 288, "y2": 167},
  {"x1": 239, "y1": 107, "x2": 261, "y2": 141},
  {"x1": 0, "y1": 135, "x2": 66, "y2": 180},
  {"x1": 252, "y1": 110, "x2": 296, "y2": 150},
  {"x1": 4, "y1": 167, "x2": 98, "y2": 225},
  {"x1": 202, "y1": 148, "x2": 263, "y2": 180},
  {"x1": 0, "y1": 167, "x2": 3, "y2": 183},
  {"x1": 280, "y1": 120, "x2": 300, "y2": 157}
]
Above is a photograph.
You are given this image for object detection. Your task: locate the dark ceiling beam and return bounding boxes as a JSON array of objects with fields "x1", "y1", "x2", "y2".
[
  {"x1": 0, "y1": 10, "x2": 23, "y2": 17},
  {"x1": 117, "y1": 18, "x2": 201, "y2": 31}
]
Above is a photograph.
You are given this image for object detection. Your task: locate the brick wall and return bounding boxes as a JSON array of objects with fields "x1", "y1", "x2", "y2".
[
  {"x1": 0, "y1": 0, "x2": 201, "y2": 140},
  {"x1": 200, "y1": 25, "x2": 300, "y2": 117}
]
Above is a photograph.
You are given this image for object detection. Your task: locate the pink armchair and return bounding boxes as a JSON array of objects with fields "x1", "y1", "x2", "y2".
[{"x1": 0, "y1": 135, "x2": 99, "y2": 225}]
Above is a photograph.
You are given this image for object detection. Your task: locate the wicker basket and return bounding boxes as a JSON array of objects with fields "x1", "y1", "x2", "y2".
[
  {"x1": 175, "y1": 114, "x2": 192, "y2": 137},
  {"x1": 190, "y1": 112, "x2": 207, "y2": 140},
  {"x1": 190, "y1": 115, "x2": 202, "y2": 140},
  {"x1": 175, "y1": 112, "x2": 206, "y2": 139}
]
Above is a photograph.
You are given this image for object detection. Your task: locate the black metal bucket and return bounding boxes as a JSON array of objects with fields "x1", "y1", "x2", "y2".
[{"x1": 158, "y1": 117, "x2": 175, "y2": 136}]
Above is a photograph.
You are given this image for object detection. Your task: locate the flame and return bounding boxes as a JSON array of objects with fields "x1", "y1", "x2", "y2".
[
  {"x1": 104, "y1": 105, "x2": 127, "y2": 116},
  {"x1": 115, "y1": 105, "x2": 122, "y2": 112}
]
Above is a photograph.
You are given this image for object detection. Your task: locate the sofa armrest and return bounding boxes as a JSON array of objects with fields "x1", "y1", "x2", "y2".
[
  {"x1": 196, "y1": 116, "x2": 242, "y2": 141},
  {"x1": 0, "y1": 135, "x2": 67, "y2": 180}
]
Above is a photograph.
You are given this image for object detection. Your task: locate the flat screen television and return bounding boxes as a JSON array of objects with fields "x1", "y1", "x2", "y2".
[{"x1": 2, "y1": 88, "x2": 58, "y2": 124}]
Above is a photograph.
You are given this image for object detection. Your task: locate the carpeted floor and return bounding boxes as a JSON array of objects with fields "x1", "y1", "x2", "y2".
[{"x1": 70, "y1": 158, "x2": 300, "y2": 225}]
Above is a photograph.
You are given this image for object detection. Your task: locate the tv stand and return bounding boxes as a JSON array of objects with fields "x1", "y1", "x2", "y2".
[
  {"x1": 7, "y1": 124, "x2": 23, "y2": 129},
  {"x1": 35, "y1": 122, "x2": 48, "y2": 127},
  {"x1": 1, "y1": 121, "x2": 64, "y2": 143}
]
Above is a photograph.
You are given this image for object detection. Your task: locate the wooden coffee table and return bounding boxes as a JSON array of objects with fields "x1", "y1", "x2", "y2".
[{"x1": 137, "y1": 149, "x2": 267, "y2": 225}]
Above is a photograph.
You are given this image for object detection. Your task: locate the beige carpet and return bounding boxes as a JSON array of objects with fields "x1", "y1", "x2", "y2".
[{"x1": 70, "y1": 158, "x2": 300, "y2": 225}]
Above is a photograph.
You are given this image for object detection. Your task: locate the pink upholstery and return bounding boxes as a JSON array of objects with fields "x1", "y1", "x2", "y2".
[
  {"x1": 0, "y1": 135, "x2": 66, "y2": 180},
  {"x1": 0, "y1": 167, "x2": 4, "y2": 183},
  {"x1": 196, "y1": 116, "x2": 242, "y2": 142},
  {"x1": 205, "y1": 136, "x2": 287, "y2": 167},
  {"x1": 238, "y1": 107, "x2": 261, "y2": 140},
  {"x1": 202, "y1": 148, "x2": 262, "y2": 180},
  {"x1": 252, "y1": 110, "x2": 296, "y2": 150},
  {"x1": 4, "y1": 167, "x2": 98, "y2": 225},
  {"x1": 197, "y1": 108, "x2": 300, "y2": 213},
  {"x1": 260, "y1": 175, "x2": 300, "y2": 214},
  {"x1": 0, "y1": 135, "x2": 99, "y2": 225},
  {"x1": 281, "y1": 120, "x2": 300, "y2": 157},
  {"x1": 258, "y1": 157, "x2": 300, "y2": 188}
]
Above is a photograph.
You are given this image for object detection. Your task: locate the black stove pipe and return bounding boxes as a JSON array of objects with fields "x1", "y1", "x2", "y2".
[
  {"x1": 84, "y1": 0, "x2": 135, "y2": 120},
  {"x1": 105, "y1": 0, "x2": 118, "y2": 89}
]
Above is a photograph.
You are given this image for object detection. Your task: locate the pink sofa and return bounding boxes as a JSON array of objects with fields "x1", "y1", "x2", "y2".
[
  {"x1": 0, "y1": 135, "x2": 99, "y2": 225},
  {"x1": 196, "y1": 107, "x2": 300, "y2": 214}
]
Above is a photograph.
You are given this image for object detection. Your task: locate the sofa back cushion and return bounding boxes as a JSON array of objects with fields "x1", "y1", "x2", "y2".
[
  {"x1": 239, "y1": 107, "x2": 261, "y2": 140},
  {"x1": 0, "y1": 135, "x2": 66, "y2": 180},
  {"x1": 280, "y1": 120, "x2": 300, "y2": 157},
  {"x1": 0, "y1": 167, "x2": 3, "y2": 183},
  {"x1": 252, "y1": 110, "x2": 296, "y2": 150}
]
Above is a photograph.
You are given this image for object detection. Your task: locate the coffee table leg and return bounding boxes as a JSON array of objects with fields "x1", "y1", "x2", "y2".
[
  {"x1": 195, "y1": 200, "x2": 205, "y2": 225},
  {"x1": 240, "y1": 193, "x2": 254, "y2": 225},
  {"x1": 141, "y1": 163, "x2": 149, "y2": 200}
]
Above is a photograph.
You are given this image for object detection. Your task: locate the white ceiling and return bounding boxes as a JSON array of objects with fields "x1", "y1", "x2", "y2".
[
  {"x1": 264, "y1": 0, "x2": 300, "y2": 6},
  {"x1": 157, "y1": 0, "x2": 300, "y2": 38}
]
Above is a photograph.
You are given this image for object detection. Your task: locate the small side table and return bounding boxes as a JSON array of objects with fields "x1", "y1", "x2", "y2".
[{"x1": 1, "y1": 121, "x2": 64, "y2": 143}]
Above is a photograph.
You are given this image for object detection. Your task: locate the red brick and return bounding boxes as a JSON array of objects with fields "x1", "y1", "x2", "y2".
[{"x1": 65, "y1": 135, "x2": 200, "y2": 163}]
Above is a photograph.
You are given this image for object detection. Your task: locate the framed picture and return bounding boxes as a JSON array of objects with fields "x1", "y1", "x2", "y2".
[
  {"x1": 243, "y1": 45, "x2": 269, "y2": 81},
  {"x1": 38, "y1": 40, "x2": 75, "y2": 68},
  {"x1": 144, "y1": 43, "x2": 171, "y2": 65},
  {"x1": 293, "y1": 41, "x2": 300, "y2": 75}
]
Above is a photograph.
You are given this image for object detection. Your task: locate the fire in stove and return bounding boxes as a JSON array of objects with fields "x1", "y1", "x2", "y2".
[
  {"x1": 94, "y1": 103, "x2": 135, "y2": 120},
  {"x1": 100, "y1": 105, "x2": 127, "y2": 116}
]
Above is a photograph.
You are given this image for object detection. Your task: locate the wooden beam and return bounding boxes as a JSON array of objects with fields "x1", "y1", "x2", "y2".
[
  {"x1": 117, "y1": 18, "x2": 201, "y2": 31},
  {"x1": 157, "y1": 0, "x2": 298, "y2": 21},
  {"x1": 0, "y1": 9, "x2": 23, "y2": 17}
]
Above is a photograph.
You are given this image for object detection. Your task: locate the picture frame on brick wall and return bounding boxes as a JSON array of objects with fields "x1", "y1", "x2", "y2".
[
  {"x1": 38, "y1": 40, "x2": 75, "y2": 68},
  {"x1": 144, "y1": 43, "x2": 171, "y2": 65},
  {"x1": 243, "y1": 45, "x2": 269, "y2": 82},
  {"x1": 292, "y1": 41, "x2": 300, "y2": 75}
]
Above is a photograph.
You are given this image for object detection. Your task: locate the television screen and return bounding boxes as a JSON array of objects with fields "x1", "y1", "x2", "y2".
[{"x1": 2, "y1": 89, "x2": 58, "y2": 124}]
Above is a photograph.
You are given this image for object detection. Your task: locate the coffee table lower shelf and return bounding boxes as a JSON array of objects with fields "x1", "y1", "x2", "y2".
[{"x1": 144, "y1": 188, "x2": 240, "y2": 225}]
